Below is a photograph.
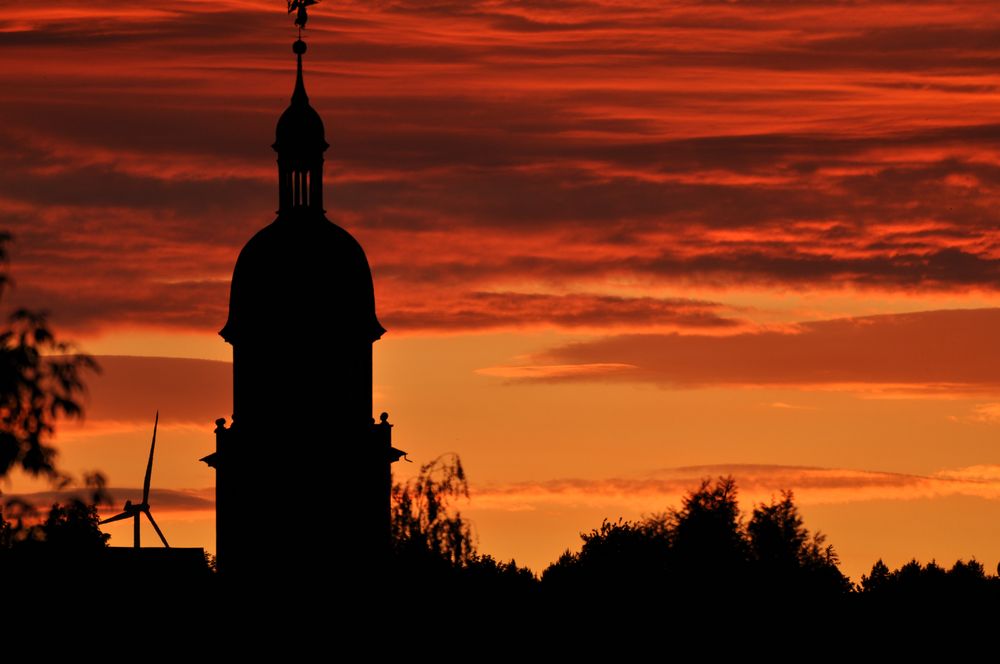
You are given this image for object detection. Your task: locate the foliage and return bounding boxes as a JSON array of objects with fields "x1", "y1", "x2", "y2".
[
  {"x1": 860, "y1": 558, "x2": 892, "y2": 592},
  {"x1": 541, "y1": 476, "x2": 851, "y2": 598},
  {"x1": 748, "y1": 490, "x2": 811, "y2": 567},
  {"x1": 0, "y1": 503, "x2": 13, "y2": 550},
  {"x1": 0, "y1": 232, "x2": 108, "y2": 588},
  {"x1": 542, "y1": 517, "x2": 670, "y2": 593},
  {"x1": 35, "y1": 500, "x2": 109, "y2": 550},
  {"x1": 0, "y1": 500, "x2": 108, "y2": 552},
  {"x1": 0, "y1": 232, "x2": 99, "y2": 481},
  {"x1": 859, "y1": 557, "x2": 1000, "y2": 598},
  {"x1": 461, "y1": 553, "x2": 538, "y2": 595},
  {"x1": 390, "y1": 453, "x2": 537, "y2": 598},
  {"x1": 0, "y1": 473, "x2": 111, "y2": 551},
  {"x1": 748, "y1": 490, "x2": 851, "y2": 594},
  {"x1": 0, "y1": 493, "x2": 110, "y2": 590},
  {"x1": 391, "y1": 453, "x2": 475, "y2": 567},
  {"x1": 667, "y1": 476, "x2": 749, "y2": 583},
  {"x1": 203, "y1": 551, "x2": 218, "y2": 573}
]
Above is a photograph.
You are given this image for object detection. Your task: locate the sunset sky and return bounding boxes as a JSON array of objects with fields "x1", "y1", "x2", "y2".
[{"x1": 4, "y1": 0, "x2": 1000, "y2": 581}]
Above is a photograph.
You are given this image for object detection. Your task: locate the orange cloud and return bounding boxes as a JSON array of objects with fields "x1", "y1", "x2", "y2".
[
  {"x1": 470, "y1": 463, "x2": 1000, "y2": 512},
  {"x1": 78, "y1": 356, "x2": 232, "y2": 424},
  {"x1": 6, "y1": 487, "x2": 214, "y2": 516},
  {"x1": 491, "y1": 308, "x2": 1000, "y2": 392}
]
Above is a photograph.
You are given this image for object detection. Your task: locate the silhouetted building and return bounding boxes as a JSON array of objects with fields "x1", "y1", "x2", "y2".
[{"x1": 204, "y1": 37, "x2": 403, "y2": 583}]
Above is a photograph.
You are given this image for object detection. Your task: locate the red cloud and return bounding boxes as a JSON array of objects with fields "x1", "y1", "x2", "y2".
[{"x1": 3, "y1": 2, "x2": 1000, "y2": 336}]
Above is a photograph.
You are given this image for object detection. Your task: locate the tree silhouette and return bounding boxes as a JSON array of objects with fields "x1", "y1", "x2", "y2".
[
  {"x1": 0, "y1": 481, "x2": 110, "y2": 587},
  {"x1": 667, "y1": 475, "x2": 749, "y2": 592},
  {"x1": 542, "y1": 516, "x2": 670, "y2": 594},
  {"x1": 1, "y1": 473, "x2": 109, "y2": 551},
  {"x1": 860, "y1": 558, "x2": 892, "y2": 592},
  {"x1": 748, "y1": 490, "x2": 850, "y2": 595},
  {"x1": 541, "y1": 476, "x2": 851, "y2": 600},
  {"x1": 858, "y1": 557, "x2": 1000, "y2": 599},
  {"x1": 0, "y1": 232, "x2": 106, "y2": 588},
  {"x1": 33, "y1": 500, "x2": 109, "y2": 551},
  {"x1": 389, "y1": 453, "x2": 537, "y2": 599},
  {"x1": 542, "y1": 477, "x2": 749, "y2": 596},
  {"x1": 391, "y1": 452, "x2": 475, "y2": 568},
  {"x1": 0, "y1": 233, "x2": 98, "y2": 481}
]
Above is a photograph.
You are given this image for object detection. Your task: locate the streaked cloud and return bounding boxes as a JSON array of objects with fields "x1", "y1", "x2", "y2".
[
  {"x1": 2, "y1": 2, "x2": 1000, "y2": 334},
  {"x1": 974, "y1": 403, "x2": 1000, "y2": 421},
  {"x1": 471, "y1": 463, "x2": 1000, "y2": 512},
  {"x1": 477, "y1": 362, "x2": 636, "y2": 380},
  {"x1": 766, "y1": 401, "x2": 816, "y2": 411},
  {"x1": 5, "y1": 487, "x2": 214, "y2": 515},
  {"x1": 387, "y1": 291, "x2": 741, "y2": 332},
  {"x1": 19, "y1": 461, "x2": 999, "y2": 524},
  {"x1": 486, "y1": 308, "x2": 1000, "y2": 392}
]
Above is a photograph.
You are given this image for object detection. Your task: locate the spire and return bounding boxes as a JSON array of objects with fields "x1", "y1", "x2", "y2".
[
  {"x1": 292, "y1": 39, "x2": 309, "y2": 106},
  {"x1": 274, "y1": 38, "x2": 327, "y2": 214}
]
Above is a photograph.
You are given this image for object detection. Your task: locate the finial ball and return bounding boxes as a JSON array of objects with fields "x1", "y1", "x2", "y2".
[{"x1": 293, "y1": 39, "x2": 307, "y2": 55}]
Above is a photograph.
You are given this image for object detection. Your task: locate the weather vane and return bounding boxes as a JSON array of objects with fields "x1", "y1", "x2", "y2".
[{"x1": 288, "y1": 0, "x2": 318, "y2": 35}]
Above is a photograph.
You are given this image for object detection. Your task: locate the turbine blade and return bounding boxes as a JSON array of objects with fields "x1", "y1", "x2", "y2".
[
  {"x1": 144, "y1": 509, "x2": 170, "y2": 548},
  {"x1": 142, "y1": 411, "x2": 159, "y2": 504},
  {"x1": 99, "y1": 511, "x2": 131, "y2": 525}
]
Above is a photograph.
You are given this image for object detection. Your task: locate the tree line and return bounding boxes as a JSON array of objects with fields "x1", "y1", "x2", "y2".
[{"x1": 389, "y1": 455, "x2": 1000, "y2": 602}]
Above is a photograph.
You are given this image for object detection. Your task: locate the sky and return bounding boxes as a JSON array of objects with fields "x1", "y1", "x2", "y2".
[{"x1": 3, "y1": 0, "x2": 1000, "y2": 582}]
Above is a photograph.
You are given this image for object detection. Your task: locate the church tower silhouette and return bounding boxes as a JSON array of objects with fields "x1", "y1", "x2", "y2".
[{"x1": 204, "y1": 36, "x2": 405, "y2": 583}]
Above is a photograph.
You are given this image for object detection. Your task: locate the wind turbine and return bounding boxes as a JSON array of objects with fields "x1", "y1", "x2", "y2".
[{"x1": 99, "y1": 411, "x2": 170, "y2": 548}]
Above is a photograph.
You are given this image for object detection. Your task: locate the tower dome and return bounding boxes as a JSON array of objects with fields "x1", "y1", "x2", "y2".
[
  {"x1": 220, "y1": 215, "x2": 385, "y2": 345},
  {"x1": 219, "y1": 38, "x2": 384, "y2": 345}
]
